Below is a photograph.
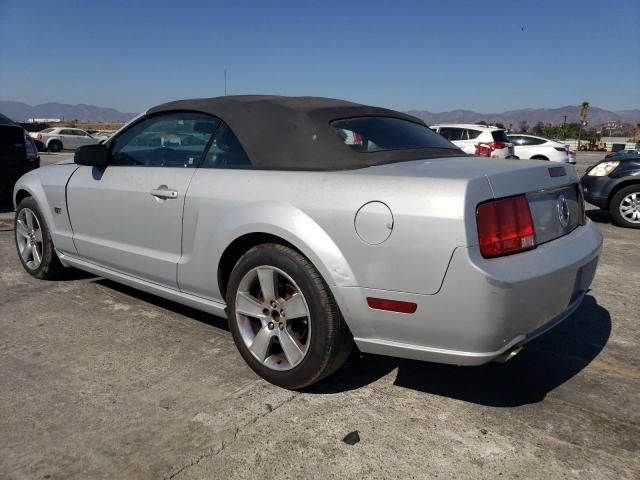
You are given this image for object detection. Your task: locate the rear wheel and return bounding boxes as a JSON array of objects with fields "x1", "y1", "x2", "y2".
[
  {"x1": 48, "y1": 140, "x2": 62, "y2": 152},
  {"x1": 226, "y1": 243, "x2": 352, "y2": 389},
  {"x1": 15, "y1": 197, "x2": 66, "y2": 278},
  {"x1": 531, "y1": 155, "x2": 549, "y2": 161},
  {"x1": 610, "y1": 185, "x2": 640, "y2": 228}
]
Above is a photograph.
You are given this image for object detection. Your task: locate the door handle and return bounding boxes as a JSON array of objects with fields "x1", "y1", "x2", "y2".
[{"x1": 150, "y1": 186, "x2": 178, "y2": 199}]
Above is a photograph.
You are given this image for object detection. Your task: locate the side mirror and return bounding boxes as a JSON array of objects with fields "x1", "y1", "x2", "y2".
[{"x1": 75, "y1": 144, "x2": 109, "y2": 167}]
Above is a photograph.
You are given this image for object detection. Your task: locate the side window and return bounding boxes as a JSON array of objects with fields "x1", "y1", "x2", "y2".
[
  {"x1": 528, "y1": 137, "x2": 546, "y2": 145},
  {"x1": 466, "y1": 129, "x2": 482, "y2": 140},
  {"x1": 75, "y1": 130, "x2": 89, "y2": 137},
  {"x1": 202, "y1": 123, "x2": 252, "y2": 169},
  {"x1": 110, "y1": 112, "x2": 219, "y2": 167},
  {"x1": 439, "y1": 127, "x2": 464, "y2": 141},
  {"x1": 59, "y1": 129, "x2": 73, "y2": 135},
  {"x1": 509, "y1": 135, "x2": 523, "y2": 145}
]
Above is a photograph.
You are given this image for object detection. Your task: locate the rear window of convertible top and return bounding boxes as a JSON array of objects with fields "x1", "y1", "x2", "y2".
[{"x1": 331, "y1": 116, "x2": 455, "y2": 153}]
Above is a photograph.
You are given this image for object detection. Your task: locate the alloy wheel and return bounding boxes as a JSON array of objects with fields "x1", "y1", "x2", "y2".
[
  {"x1": 234, "y1": 266, "x2": 311, "y2": 371},
  {"x1": 16, "y1": 208, "x2": 44, "y2": 270},
  {"x1": 619, "y1": 192, "x2": 640, "y2": 224}
]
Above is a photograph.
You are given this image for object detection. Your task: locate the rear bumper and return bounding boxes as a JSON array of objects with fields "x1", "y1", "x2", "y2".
[{"x1": 336, "y1": 222, "x2": 602, "y2": 365}]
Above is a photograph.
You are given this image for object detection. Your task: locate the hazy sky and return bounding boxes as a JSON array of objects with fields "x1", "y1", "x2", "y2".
[{"x1": 1, "y1": 0, "x2": 638, "y2": 113}]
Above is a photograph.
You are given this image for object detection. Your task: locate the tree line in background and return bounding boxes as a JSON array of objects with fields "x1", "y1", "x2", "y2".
[
  {"x1": 475, "y1": 120, "x2": 602, "y2": 142},
  {"x1": 474, "y1": 101, "x2": 640, "y2": 143}
]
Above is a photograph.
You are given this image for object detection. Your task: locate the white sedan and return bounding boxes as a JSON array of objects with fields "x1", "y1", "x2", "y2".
[
  {"x1": 508, "y1": 134, "x2": 574, "y2": 163},
  {"x1": 29, "y1": 127, "x2": 98, "y2": 152}
]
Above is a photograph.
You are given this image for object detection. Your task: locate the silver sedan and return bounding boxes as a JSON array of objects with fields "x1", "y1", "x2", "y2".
[{"x1": 13, "y1": 96, "x2": 603, "y2": 389}]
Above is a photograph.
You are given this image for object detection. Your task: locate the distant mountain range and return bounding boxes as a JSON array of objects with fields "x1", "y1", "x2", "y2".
[
  {"x1": 0, "y1": 101, "x2": 137, "y2": 123},
  {"x1": 407, "y1": 106, "x2": 640, "y2": 128},
  {"x1": 1, "y1": 100, "x2": 639, "y2": 127}
]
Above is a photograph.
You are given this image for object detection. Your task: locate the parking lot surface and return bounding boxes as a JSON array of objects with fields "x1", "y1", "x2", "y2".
[{"x1": 1, "y1": 152, "x2": 638, "y2": 479}]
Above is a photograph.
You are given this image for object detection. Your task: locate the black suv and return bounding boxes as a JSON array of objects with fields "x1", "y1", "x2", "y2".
[
  {"x1": 581, "y1": 153, "x2": 640, "y2": 228},
  {"x1": 0, "y1": 113, "x2": 40, "y2": 197}
]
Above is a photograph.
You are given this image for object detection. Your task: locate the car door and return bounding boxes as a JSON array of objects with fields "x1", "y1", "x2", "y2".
[
  {"x1": 74, "y1": 129, "x2": 95, "y2": 146},
  {"x1": 439, "y1": 127, "x2": 473, "y2": 153},
  {"x1": 511, "y1": 135, "x2": 539, "y2": 159},
  {"x1": 66, "y1": 112, "x2": 220, "y2": 287},
  {"x1": 58, "y1": 129, "x2": 76, "y2": 149}
]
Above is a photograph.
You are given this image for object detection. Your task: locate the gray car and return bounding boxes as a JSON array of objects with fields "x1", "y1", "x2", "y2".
[{"x1": 13, "y1": 96, "x2": 603, "y2": 389}]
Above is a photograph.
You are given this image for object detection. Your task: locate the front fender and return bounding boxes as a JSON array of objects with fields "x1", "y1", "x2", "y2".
[{"x1": 13, "y1": 165, "x2": 79, "y2": 255}]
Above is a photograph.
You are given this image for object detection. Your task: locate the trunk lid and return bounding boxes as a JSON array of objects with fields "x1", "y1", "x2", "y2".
[{"x1": 362, "y1": 156, "x2": 583, "y2": 246}]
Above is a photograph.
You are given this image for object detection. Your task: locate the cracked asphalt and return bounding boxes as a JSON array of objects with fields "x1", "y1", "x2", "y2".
[{"x1": 0, "y1": 152, "x2": 638, "y2": 479}]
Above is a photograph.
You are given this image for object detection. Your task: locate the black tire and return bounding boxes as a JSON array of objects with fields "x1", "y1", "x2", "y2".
[
  {"x1": 15, "y1": 197, "x2": 66, "y2": 279},
  {"x1": 48, "y1": 140, "x2": 62, "y2": 152},
  {"x1": 609, "y1": 184, "x2": 640, "y2": 229},
  {"x1": 226, "y1": 243, "x2": 353, "y2": 389}
]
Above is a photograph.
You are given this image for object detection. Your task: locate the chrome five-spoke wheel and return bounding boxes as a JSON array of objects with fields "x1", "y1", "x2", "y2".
[
  {"x1": 235, "y1": 266, "x2": 311, "y2": 371},
  {"x1": 16, "y1": 207, "x2": 44, "y2": 270}
]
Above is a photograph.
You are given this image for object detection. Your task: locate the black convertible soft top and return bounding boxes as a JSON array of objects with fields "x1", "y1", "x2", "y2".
[{"x1": 147, "y1": 95, "x2": 460, "y2": 171}]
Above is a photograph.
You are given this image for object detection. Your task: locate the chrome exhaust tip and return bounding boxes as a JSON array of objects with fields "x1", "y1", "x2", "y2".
[{"x1": 494, "y1": 345, "x2": 523, "y2": 363}]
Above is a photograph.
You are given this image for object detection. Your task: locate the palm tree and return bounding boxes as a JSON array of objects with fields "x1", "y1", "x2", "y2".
[{"x1": 577, "y1": 101, "x2": 590, "y2": 151}]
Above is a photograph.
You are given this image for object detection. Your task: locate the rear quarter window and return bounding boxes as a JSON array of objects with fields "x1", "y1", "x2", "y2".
[
  {"x1": 331, "y1": 117, "x2": 456, "y2": 153},
  {"x1": 466, "y1": 129, "x2": 482, "y2": 139},
  {"x1": 437, "y1": 127, "x2": 464, "y2": 141},
  {"x1": 491, "y1": 130, "x2": 510, "y2": 143}
]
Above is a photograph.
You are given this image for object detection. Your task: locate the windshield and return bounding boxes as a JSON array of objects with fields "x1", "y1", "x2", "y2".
[{"x1": 331, "y1": 117, "x2": 458, "y2": 153}]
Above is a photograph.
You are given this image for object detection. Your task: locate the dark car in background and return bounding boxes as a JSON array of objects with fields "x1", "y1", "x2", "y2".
[
  {"x1": 0, "y1": 113, "x2": 40, "y2": 197},
  {"x1": 605, "y1": 149, "x2": 640, "y2": 159},
  {"x1": 581, "y1": 154, "x2": 640, "y2": 228}
]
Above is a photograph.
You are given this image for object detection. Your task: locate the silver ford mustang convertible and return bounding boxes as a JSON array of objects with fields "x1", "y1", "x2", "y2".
[{"x1": 13, "y1": 96, "x2": 602, "y2": 389}]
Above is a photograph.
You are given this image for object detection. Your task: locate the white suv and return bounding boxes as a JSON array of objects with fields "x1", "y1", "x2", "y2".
[
  {"x1": 508, "y1": 134, "x2": 574, "y2": 163},
  {"x1": 430, "y1": 124, "x2": 515, "y2": 159}
]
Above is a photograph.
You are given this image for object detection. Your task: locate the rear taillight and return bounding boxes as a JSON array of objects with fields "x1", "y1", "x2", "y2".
[
  {"x1": 37, "y1": 133, "x2": 42, "y2": 140},
  {"x1": 475, "y1": 142, "x2": 508, "y2": 157},
  {"x1": 476, "y1": 195, "x2": 536, "y2": 258},
  {"x1": 554, "y1": 147, "x2": 566, "y2": 152}
]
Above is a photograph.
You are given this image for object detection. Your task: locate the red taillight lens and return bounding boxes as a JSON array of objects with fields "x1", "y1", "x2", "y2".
[
  {"x1": 366, "y1": 297, "x2": 417, "y2": 314},
  {"x1": 554, "y1": 147, "x2": 566, "y2": 152},
  {"x1": 476, "y1": 195, "x2": 536, "y2": 258},
  {"x1": 37, "y1": 133, "x2": 42, "y2": 140},
  {"x1": 490, "y1": 142, "x2": 506, "y2": 150}
]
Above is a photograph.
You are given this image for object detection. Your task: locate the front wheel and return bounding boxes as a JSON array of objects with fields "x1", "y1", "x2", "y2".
[
  {"x1": 226, "y1": 244, "x2": 352, "y2": 389},
  {"x1": 15, "y1": 197, "x2": 66, "y2": 278},
  {"x1": 610, "y1": 185, "x2": 640, "y2": 228}
]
